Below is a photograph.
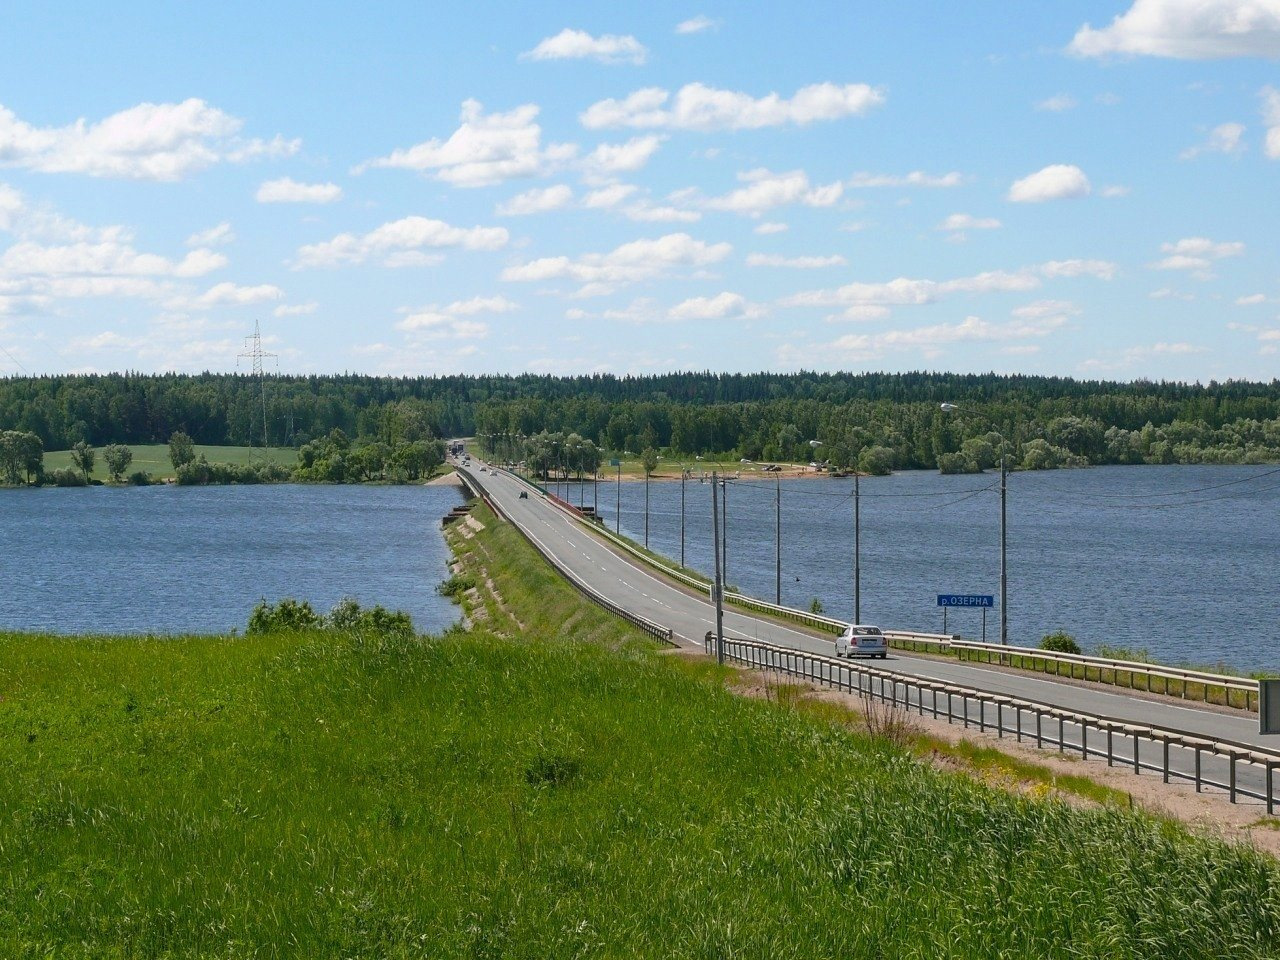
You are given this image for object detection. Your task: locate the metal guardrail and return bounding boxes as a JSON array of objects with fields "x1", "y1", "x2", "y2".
[
  {"x1": 458, "y1": 466, "x2": 675, "y2": 646},
  {"x1": 705, "y1": 633, "x2": 1279, "y2": 815},
  {"x1": 485, "y1": 463, "x2": 1262, "y2": 712}
]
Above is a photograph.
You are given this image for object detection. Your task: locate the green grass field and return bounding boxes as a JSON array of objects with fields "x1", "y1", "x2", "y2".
[
  {"x1": 1, "y1": 504, "x2": 1278, "y2": 957},
  {"x1": 43, "y1": 443, "x2": 297, "y2": 480}
]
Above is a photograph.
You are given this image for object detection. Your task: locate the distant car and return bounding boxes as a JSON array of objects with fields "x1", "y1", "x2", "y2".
[
  {"x1": 518, "y1": 491, "x2": 528, "y2": 499},
  {"x1": 835, "y1": 624, "x2": 887, "y2": 659}
]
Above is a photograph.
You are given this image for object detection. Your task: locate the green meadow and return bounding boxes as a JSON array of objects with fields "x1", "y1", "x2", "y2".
[
  {"x1": 43, "y1": 443, "x2": 297, "y2": 481},
  {"x1": 0, "y1": 502, "x2": 1277, "y2": 958}
]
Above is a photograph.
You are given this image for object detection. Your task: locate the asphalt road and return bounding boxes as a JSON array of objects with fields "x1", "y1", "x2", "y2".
[{"x1": 459, "y1": 458, "x2": 1278, "y2": 805}]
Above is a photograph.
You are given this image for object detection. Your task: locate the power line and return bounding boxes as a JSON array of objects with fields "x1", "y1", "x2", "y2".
[{"x1": 1019, "y1": 464, "x2": 1280, "y2": 501}]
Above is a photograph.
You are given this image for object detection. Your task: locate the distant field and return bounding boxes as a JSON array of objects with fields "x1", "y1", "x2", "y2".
[{"x1": 44, "y1": 444, "x2": 296, "y2": 480}]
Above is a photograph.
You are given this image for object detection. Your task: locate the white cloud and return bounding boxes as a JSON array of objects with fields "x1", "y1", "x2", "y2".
[
  {"x1": 581, "y1": 82, "x2": 885, "y2": 131},
  {"x1": 184, "y1": 281, "x2": 284, "y2": 309},
  {"x1": 1149, "y1": 287, "x2": 1195, "y2": 300},
  {"x1": 746, "y1": 253, "x2": 846, "y2": 268},
  {"x1": 583, "y1": 183, "x2": 639, "y2": 208},
  {"x1": 444, "y1": 295, "x2": 519, "y2": 315},
  {"x1": 1035, "y1": 94, "x2": 1078, "y2": 112},
  {"x1": 847, "y1": 170, "x2": 965, "y2": 188},
  {"x1": 830, "y1": 305, "x2": 892, "y2": 322},
  {"x1": 396, "y1": 312, "x2": 490, "y2": 339},
  {"x1": 1040, "y1": 259, "x2": 1118, "y2": 279},
  {"x1": 817, "y1": 313, "x2": 1069, "y2": 364},
  {"x1": 496, "y1": 184, "x2": 574, "y2": 216},
  {"x1": 1236, "y1": 293, "x2": 1268, "y2": 304},
  {"x1": 582, "y1": 135, "x2": 664, "y2": 177},
  {"x1": 355, "y1": 100, "x2": 576, "y2": 187},
  {"x1": 0, "y1": 183, "x2": 128, "y2": 244},
  {"x1": 1, "y1": 241, "x2": 225, "y2": 281},
  {"x1": 274, "y1": 301, "x2": 317, "y2": 317},
  {"x1": 1070, "y1": 0, "x2": 1280, "y2": 59},
  {"x1": 676, "y1": 15, "x2": 719, "y2": 34},
  {"x1": 294, "y1": 216, "x2": 508, "y2": 268},
  {"x1": 703, "y1": 168, "x2": 843, "y2": 215},
  {"x1": 1012, "y1": 299, "x2": 1081, "y2": 319},
  {"x1": 500, "y1": 232, "x2": 731, "y2": 294},
  {"x1": 185, "y1": 222, "x2": 235, "y2": 247},
  {"x1": 938, "y1": 213, "x2": 1001, "y2": 231},
  {"x1": 620, "y1": 202, "x2": 701, "y2": 223},
  {"x1": 1151, "y1": 236, "x2": 1245, "y2": 272},
  {"x1": 0, "y1": 98, "x2": 297, "y2": 181},
  {"x1": 1180, "y1": 122, "x2": 1247, "y2": 158},
  {"x1": 1007, "y1": 164, "x2": 1091, "y2": 202},
  {"x1": 1262, "y1": 86, "x2": 1280, "y2": 158},
  {"x1": 668, "y1": 291, "x2": 764, "y2": 321},
  {"x1": 1100, "y1": 184, "x2": 1131, "y2": 197},
  {"x1": 521, "y1": 28, "x2": 647, "y2": 65},
  {"x1": 256, "y1": 177, "x2": 343, "y2": 203},
  {"x1": 754, "y1": 221, "x2": 788, "y2": 234}
]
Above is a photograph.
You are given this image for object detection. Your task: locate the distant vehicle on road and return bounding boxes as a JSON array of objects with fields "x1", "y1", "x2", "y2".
[
  {"x1": 518, "y1": 491, "x2": 528, "y2": 499},
  {"x1": 835, "y1": 624, "x2": 887, "y2": 659}
]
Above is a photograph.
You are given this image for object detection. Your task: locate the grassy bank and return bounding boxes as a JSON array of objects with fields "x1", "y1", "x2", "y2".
[
  {"x1": 2, "y1": 508, "x2": 1279, "y2": 956},
  {"x1": 43, "y1": 443, "x2": 296, "y2": 481}
]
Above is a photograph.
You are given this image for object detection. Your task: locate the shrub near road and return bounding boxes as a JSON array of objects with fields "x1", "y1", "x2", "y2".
[{"x1": 1, "y1": 514, "x2": 1279, "y2": 956}]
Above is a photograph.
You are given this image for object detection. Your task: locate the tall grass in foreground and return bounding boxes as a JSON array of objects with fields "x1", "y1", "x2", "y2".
[{"x1": 0, "y1": 512, "x2": 1276, "y2": 957}]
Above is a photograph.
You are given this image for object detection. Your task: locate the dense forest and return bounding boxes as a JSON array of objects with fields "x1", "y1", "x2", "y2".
[{"x1": 4, "y1": 371, "x2": 1280, "y2": 472}]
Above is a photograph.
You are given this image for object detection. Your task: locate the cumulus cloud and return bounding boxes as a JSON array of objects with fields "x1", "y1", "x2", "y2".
[
  {"x1": 1035, "y1": 94, "x2": 1078, "y2": 112},
  {"x1": 676, "y1": 15, "x2": 719, "y2": 34},
  {"x1": 580, "y1": 82, "x2": 885, "y2": 130},
  {"x1": 1007, "y1": 164, "x2": 1091, "y2": 202},
  {"x1": 745, "y1": 253, "x2": 846, "y2": 268},
  {"x1": 1070, "y1": 0, "x2": 1280, "y2": 59},
  {"x1": 754, "y1": 221, "x2": 788, "y2": 234},
  {"x1": 521, "y1": 28, "x2": 647, "y2": 65},
  {"x1": 274, "y1": 302, "x2": 317, "y2": 316},
  {"x1": 668, "y1": 291, "x2": 764, "y2": 321},
  {"x1": 810, "y1": 312, "x2": 1069, "y2": 364},
  {"x1": 701, "y1": 168, "x2": 843, "y2": 215},
  {"x1": 583, "y1": 183, "x2": 639, "y2": 208},
  {"x1": 355, "y1": 100, "x2": 576, "y2": 187},
  {"x1": 938, "y1": 213, "x2": 1002, "y2": 233},
  {"x1": 1151, "y1": 236, "x2": 1245, "y2": 272},
  {"x1": 847, "y1": 170, "x2": 965, "y2": 188},
  {"x1": 393, "y1": 294, "x2": 515, "y2": 342},
  {"x1": 496, "y1": 184, "x2": 574, "y2": 216},
  {"x1": 294, "y1": 216, "x2": 508, "y2": 268},
  {"x1": 444, "y1": 295, "x2": 519, "y2": 315},
  {"x1": 1262, "y1": 86, "x2": 1280, "y2": 157},
  {"x1": 178, "y1": 282, "x2": 284, "y2": 310},
  {"x1": 256, "y1": 177, "x2": 343, "y2": 203},
  {"x1": 1236, "y1": 292, "x2": 1268, "y2": 304},
  {"x1": 186, "y1": 222, "x2": 235, "y2": 247},
  {"x1": 581, "y1": 135, "x2": 664, "y2": 178},
  {"x1": 1180, "y1": 122, "x2": 1247, "y2": 158},
  {"x1": 500, "y1": 232, "x2": 731, "y2": 295},
  {"x1": 1040, "y1": 259, "x2": 1118, "y2": 279},
  {"x1": 0, "y1": 98, "x2": 297, "y2": 181}
]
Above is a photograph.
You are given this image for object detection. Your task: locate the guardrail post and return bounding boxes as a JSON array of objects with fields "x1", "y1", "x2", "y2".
[
  {"x1": 1229, "y1": 755, "x2": 1237, "y2": 804},
  {"x1": 932, "y1": 688, "x2": 938, "y2": 718},
  {"x1": 1035, "y1": 711, "x2": 1042, "y2": 748},
  {"x1": 1058, "y1": 717, "x2": 1065, "y2": 754},
  {"x1": 978, "y1": 698, "x2": 986, "y2": 733},
  {"x1": 1106, "y1": 727, "x2": 1113, "y2": 767},
  {"x1": 1163, "y1": 739, "x2": 1170, "y2": 784},
  {"x1": 962, "y1": 695, "x2": 969, "y2": 729},
  {"x1": 1015, "y1": 707, "x2": 1022, "y2": 743},
  {"x1": 1081, "y1": 724, "x2": 1088, "y2": 759},
  {"x1": 1268, "y1": 763, "x2": 1275, "y2": 817},
  {"x1": 1133, "y1": 732, "x2": 1140, "y2": 774},
  {"x1": 1194, "y1": 747, "x2": 1202, "y2": 793},
  {"x1": 996, "y1": 702, "x2": 1003, "y2": 738}
]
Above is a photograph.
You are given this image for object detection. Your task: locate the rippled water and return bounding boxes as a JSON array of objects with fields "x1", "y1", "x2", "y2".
[
  {"x1": 0, "y1": 484, "x2": 464, "y2": 636},
  {"x1": 568, "y1": 464, "x2": 1280, "y2": 672}
]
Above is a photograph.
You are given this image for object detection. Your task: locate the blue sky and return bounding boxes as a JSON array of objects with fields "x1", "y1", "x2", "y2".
[{"x1": 1, "y1": 0, "x2": 1279, "y2": 379}]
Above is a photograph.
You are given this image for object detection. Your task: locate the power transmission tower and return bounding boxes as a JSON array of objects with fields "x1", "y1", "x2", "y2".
[{"x1": 237, "y1": 320, "x2": 276, "y2": 454}]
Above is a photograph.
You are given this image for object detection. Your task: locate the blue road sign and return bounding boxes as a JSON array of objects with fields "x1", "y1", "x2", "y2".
[
  {"x1": 937, "y1": 594, "x2": 994, "y2": 608},
  {"x1": 610, "y1": 459, "x2": 621, "y2": 467}
]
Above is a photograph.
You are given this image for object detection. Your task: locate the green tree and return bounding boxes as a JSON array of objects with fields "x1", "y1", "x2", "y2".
[
  {"x1": 71, "y1": 441, "x2": 95, "y2": 482},
  {"x1": 102, "y1": 443, "x2": 133, "y2": 481},
  {"x1": 0, "y1": 430, "x2": 43, "y2": 485},
  {"x1": 640, "y1": 447, "x2": 659, "y2": 477},
  {"x1": 857, "y1": 446, "x2": 895, "y2": 476},
  {"x1": 168, "y1": 430, "x2": 196, "y2": 470}
]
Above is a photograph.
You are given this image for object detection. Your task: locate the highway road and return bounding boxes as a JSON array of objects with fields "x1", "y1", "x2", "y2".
[{"x1": 458, "y1": 457, "x2": 1278, "y2": 805}]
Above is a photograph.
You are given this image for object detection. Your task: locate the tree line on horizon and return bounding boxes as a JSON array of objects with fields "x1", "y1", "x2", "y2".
[{"x1": 4, "y1": 370, "x2": 1280, "y2": 474}]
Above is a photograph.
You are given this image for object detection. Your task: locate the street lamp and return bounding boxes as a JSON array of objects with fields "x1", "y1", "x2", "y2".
[{"x1": 940, "y1": 402, "x2": 1008, "y2": 646}]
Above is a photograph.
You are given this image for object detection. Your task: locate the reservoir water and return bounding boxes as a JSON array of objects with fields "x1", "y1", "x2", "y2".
[
  {"x1": 0, "y1": 484, "x2": 464, "y2": 636},
  {"x1": 569, "y1": 464, "x2": 1280, "y2": 673}
]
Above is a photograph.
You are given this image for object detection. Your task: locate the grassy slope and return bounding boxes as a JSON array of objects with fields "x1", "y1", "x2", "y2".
[
  {"x1": 1, "y1": 508, "x2": 1278, "y2": 957},
  {"x1": 43, "y1": 444, "x2": 296, "y2": 480}
]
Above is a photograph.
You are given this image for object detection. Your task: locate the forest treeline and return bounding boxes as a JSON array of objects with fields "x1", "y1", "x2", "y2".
[{"x1": 5, "y1": 371, "x2": 1280, "y2": 472}]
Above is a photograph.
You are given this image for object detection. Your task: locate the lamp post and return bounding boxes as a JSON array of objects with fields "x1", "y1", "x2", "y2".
[
  {"x1": 711, "y1": 470, "x2": 725, "y2": 664},
  {"x1": 680, "y1": 466, "x2": 687, "y2": 568},
  {"x1": 940, "y1": 402, "x2": 1008, "y2": 646}
]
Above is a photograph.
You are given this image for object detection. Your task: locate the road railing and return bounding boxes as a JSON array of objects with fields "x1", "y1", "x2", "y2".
[
  {"x1": 704, "y1": 633, "x2": 1279, "y2": 815},
  {"x1": 458, "y1": 466, "x2": 675, "y2": 646},
  {"x1": 487, "y1": 463, "x2": 1262, "y2": 712}
]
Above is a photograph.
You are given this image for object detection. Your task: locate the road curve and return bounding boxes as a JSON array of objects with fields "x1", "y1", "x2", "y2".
[{"x1": 459, "y1": 458, "x2": 1272, "y2": 753}]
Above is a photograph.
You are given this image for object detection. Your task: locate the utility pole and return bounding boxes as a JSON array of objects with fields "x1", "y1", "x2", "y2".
[
  {"x1": 644, "y1": 468, "x2": 650, "y2": 548},
  {"x1": 616, "y1": 460, "x2": 621, "y2": 534},
  {"x1": 711, "y1": 470, "x2": 724, "y2": 665},
  {"x1": 775, "y1": 474, "x2": 781, "y2": 605},
  {"x1": 680, "y1": 468, "x2": 687, "y2": 567},
  {"x1": 721, "y1": 476, "x2": 728, "y2": 584},
  {"x1": 1000, "y1": 450, "x2": 1008, "y2": 646},
  {"x1": 854, "y1": 472, "x2": 861, "y2": 624},
  {"x1": 237, "y1": 320, "x2": 276, "y2": 454}
]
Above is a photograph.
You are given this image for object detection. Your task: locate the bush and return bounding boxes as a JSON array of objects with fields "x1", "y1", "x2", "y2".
[
  {"x1": 49, "y1": 467, "x2": 87, "y2": 487},
  {"x1": 247, "y1": 597, "x2": 414, "y2": 638},
  {"x1": 177, "y1": 456, "x2": 292, "y2": 485},
  {"x1": 126, "y1": 471, "x2": 154, "y2": 486},
  {"x1": 437, "y1": 574, "x2": 477, "y2": 599},
  {"x1": 809, "y1": 597, "x2": 825, "y2": 615},
  {"x1": 1040, "y1": 631, "x2": 1082, "y2": 655}
]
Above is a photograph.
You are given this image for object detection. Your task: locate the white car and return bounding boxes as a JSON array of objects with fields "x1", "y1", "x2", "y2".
[{"x1": 835, "y1": 624, "x2": 888, "y2": 659}]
